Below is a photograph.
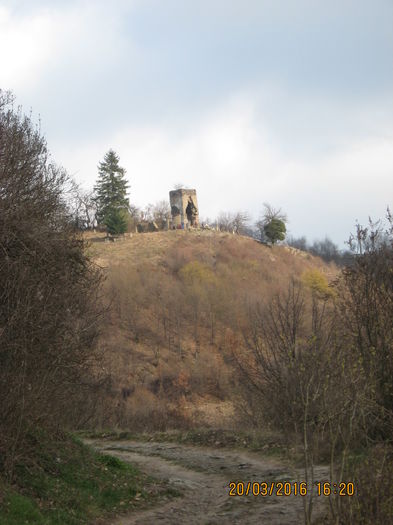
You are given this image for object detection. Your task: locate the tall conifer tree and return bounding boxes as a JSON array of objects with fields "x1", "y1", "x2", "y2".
[{"x1": 94, "y1": 149, "x2": 129, "y2": 224}]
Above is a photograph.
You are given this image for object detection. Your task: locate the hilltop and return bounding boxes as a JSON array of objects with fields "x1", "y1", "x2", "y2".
[{"x1": 84, "y1": 230, "x2": 337, "y2": 431}]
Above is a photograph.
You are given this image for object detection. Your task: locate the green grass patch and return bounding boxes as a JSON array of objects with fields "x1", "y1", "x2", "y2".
[{"x1": 0, "y1": 432, "x2": 177, "y2": 525}]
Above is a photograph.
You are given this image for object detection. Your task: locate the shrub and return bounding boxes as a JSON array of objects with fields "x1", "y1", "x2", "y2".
[{"x1": 0, "y1": 91, "x2": 104, "y2": 476}]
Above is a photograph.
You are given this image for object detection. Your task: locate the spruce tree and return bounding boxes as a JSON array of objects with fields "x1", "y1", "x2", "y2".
[
  {"x1": 105, "y1": 208, "x2": 128, "y2": 235},
  {"x1": 94, "y1": 149, "x2": 129, "y2": 225}
]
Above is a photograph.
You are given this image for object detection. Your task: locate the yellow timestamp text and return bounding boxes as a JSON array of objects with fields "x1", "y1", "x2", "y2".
[{"x1": 228, "y1": 481, "x2": 355, "y2": 497}]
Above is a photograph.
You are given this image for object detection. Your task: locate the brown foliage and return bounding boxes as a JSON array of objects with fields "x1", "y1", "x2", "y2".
[
  {"x1": 339, "y1": 444, "x2": 393, "y2": 524},
  {"x1": 85, "y1": 227, "x2": 334, "y2": 431},
  {"x1": 336, "y1": 217, "x2": 393, "y2": 435},
  {"x1": 0, "y1": 91, "x2": 104, "y2": 475},
  {"x1": 234, "y1": 214, "x2": 393, "y2": 524}
]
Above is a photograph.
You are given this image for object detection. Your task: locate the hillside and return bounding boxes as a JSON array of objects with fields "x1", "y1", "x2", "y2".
[{"x1": 85, "y1": 230, "x2": 337, "y2": 431}]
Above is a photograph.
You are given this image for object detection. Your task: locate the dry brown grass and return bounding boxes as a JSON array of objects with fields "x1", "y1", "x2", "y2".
[{"x1": 84, "y1": 230, "x2": 337, "y2": 431}]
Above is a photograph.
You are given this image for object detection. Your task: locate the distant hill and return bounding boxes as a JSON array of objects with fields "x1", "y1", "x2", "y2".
[{"x1": 85, "y1": 230, "x2": 337, "y2": 431}]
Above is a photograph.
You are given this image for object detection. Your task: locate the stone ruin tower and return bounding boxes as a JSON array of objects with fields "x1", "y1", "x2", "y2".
[{"x1": 169, "y1": 188, "x2": 199, "y2": 229}]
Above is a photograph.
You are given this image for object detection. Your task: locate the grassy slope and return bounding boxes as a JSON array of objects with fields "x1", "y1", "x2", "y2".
[
  {"x1": 85, "y1": 230, "x2": 337, "y2": 430},
  {"x1": 0, "y1": 432, "x2": 176, "y2": 525},
  {"x1": 87, "y1": 229, "x2": 333, "y2": 272}
]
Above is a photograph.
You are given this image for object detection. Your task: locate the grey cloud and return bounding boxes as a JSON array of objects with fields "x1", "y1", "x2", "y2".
[{"x1": 2, "y1": 0, "x2": 392, "y2": 247}]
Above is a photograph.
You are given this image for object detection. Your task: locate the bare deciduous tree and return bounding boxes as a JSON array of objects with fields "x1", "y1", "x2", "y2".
[
  {"x1": 67, "y1": 180, "x2": 97, "y2": 230},
  {"x1": 234, "y1": 278, "x2": 370, "y2": 524},
  {"x1": 216, "y1": 211, "x2": 249, "y2": 234}
]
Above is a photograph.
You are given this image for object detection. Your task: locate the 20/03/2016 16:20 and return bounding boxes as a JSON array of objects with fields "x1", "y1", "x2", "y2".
[{"x1": 228, "y1": 481, "x2": 354, "y2": 497}]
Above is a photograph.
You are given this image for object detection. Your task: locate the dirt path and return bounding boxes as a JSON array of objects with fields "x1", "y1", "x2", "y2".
[{"x1": 88, "y1": 439, "x2": 329, "y2": 524}]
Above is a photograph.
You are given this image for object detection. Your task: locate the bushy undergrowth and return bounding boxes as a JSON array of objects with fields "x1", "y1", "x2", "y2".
[
  {"x1": 338, "y1": 445, "x2": 393, "y2": 525},
  {"x1": 0, "y1": 90, "x2": 105, "y2": 477},
  {"x1": 0, "y1": 431, "x2": 172, "y2": 525},
  {"x1": 234, "y1": 214, "x2": 393, "y2": 525}
]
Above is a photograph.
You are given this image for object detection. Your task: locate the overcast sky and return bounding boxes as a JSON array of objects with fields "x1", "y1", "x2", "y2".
[{"x1": 1, "y1": 0, "x2": 392, "y2": 246}]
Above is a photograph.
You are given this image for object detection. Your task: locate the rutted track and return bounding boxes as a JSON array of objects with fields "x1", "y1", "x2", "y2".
[{"x1": 88, "y1": 439, "x2": 329, "y2": 524}]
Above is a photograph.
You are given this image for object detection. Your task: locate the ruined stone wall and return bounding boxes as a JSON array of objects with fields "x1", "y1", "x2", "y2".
[{"x1": 169, "y1": 189, "x2": 199, "y2": 228}]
